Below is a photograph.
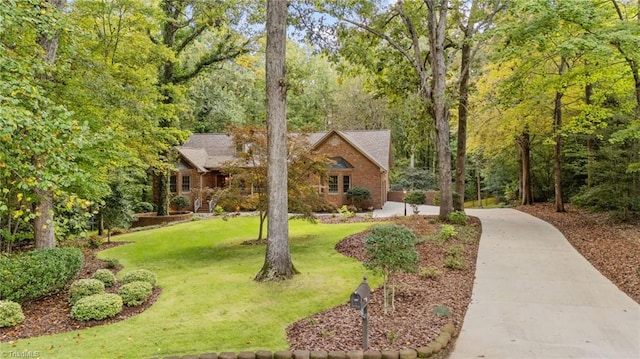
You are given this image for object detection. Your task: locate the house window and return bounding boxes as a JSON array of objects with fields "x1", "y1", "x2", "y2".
[
  {"x1": 330, "y1": 157, "x2": 354, "y2": 169},
  {"x1": 343, "y1": 175, "x2": 351, "y2": 193},
  {"x1": 182, "y1": 175, "x2": 191, "y2": 192},
  {"x1": 328, "y1": 175, "x2": 338, "y2": 193},
  {"x1": 170, "y1": 175, "x2": 177, "y2": 193}
]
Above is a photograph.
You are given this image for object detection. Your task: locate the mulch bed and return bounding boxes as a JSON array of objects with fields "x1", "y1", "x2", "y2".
[
  {"x1": 2, "y1": 204, "x2": 638, "y2": 353},
  {"x1": 287, "y1": 216, "x2": 481, "y2": 351},
  {"x1": 516, "y1": 203, "x2": 640, "y2": 303},
  {"x1": 0, "y1": 243, "x2": 161, "y2": 342}
]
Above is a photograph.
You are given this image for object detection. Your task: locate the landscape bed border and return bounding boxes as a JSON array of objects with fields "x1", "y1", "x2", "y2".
[{"x1": 152, "y1": 322, "x2": 455, "y2": 359}]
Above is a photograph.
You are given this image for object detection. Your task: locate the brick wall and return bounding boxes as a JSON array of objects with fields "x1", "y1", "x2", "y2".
[
  {"x1": 316, "y1": 134, "x2": 388, "y2": 209},
  {"x1": 387, "y1": 191, "x2": 438, "y2": 205}
]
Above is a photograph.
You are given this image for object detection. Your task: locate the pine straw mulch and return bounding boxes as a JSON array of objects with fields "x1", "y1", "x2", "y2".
[
  {"x1": 0, "y1": 242, "x2": 161, "y2": 342},
  {"x1": 516, "y1": 203, "x2": 640, "y2": 304}
]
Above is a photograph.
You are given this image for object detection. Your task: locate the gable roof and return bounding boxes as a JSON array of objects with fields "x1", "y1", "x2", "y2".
[
  {"x1": 309, "y1": 130, "x2": 391, "y2": 172},
  {"x1": 176, "y1": 129, "x2": 392, "y2": 172}
]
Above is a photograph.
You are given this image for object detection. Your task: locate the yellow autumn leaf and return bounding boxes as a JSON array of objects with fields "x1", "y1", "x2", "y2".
[{"x1": 17, "y1": 193, "x2": 23, "y2": 201}]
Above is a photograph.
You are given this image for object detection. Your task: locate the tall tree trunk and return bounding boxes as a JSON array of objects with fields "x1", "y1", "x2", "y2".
[
  {"x1": 611, "y1": 0, "x2": 640, "y2": 203},
  {"x1": 476, "y1": 160, "x2": 482, "y2": 208},
  {"x1": 33, "y1": 189, "x2": 56, "y2": 249},
  {"x1": 553, "y1": 58, "x2": 567, "y2": 212},
  {"x1": 155, "y1": 3, "x2": 178, "y2": 216},
  {"x1": 255, "y1": 0, "x2": 297, "y2": 282},
  {"x1": 585, "y1": 79, "x2": 595, "y2": 189},
  {"x1": 454, "y1": 36, "x2": 470, "y2": 211},
  {"x1": 453, "y1": 0, "x2": 478, "y2": 212},
  {"x1": 425, "y1": 0, "x2": 453, "y2": 219},
  {"x1": 517, "y1": 129, "x2": 533, "y2": 205},
  {"x1": 33, "y1": 0, "x2": 66, "y2": 249},
  {"x1": 157, "y1": 172, "x2": 170, "y2": 216}
]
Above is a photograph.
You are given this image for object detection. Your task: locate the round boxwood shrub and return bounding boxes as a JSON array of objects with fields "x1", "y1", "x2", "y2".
[
  {"x1": 405, "y1": 190, "x2": 426, "y2": 205},
  {"x1": 0, "y1": 247, "x2": 83, "y2": 304},
  {"x1": 171, "y1": 195, "x2": 190, "y2": 211},
  {"x1": 70, "y1": 293, "x2": 123, "y2": 321},
  {"x1": 133, "y1": 201, "x2": 154, "y2": 213},
  {"x1": 346, "y1": 187, "x2": 371, "y2": 210},
  {"x1": 121, "y1": 269, "x2": 157, "y2": 287},
  {"x1": 118, "y1": 281, "x2": 153, "y2": 307},
  {"x1": 92, "y1": 269, "x2": 117, "y2": 287},
  {"x1": 0, "y1": 300, "x2": 25, "y2": 328},
  {"x1": 68, "y1": 278, "x2": 105, "y2": 305}
]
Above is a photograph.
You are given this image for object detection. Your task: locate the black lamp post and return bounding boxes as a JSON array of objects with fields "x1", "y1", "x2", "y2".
[{"x1": 403, "y1": 189, "x2": 407, "y2": 216}]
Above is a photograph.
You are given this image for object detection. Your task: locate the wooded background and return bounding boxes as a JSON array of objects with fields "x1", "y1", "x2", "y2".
[{"x1": 1, "y1": 0, "x2": 639, "y2": 250}]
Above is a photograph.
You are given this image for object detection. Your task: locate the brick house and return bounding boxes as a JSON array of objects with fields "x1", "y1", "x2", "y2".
[{"x1": 169, "y1": 129, "x2": 392, "y2": 212}]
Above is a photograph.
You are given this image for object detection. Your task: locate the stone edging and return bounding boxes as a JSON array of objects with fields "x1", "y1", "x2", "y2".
[{"x1": 152, "y1": 322, "x2": 456, "y2": 359}]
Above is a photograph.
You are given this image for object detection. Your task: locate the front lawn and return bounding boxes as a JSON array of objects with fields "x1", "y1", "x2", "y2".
[{"x1": 3, "y1": 217, "x2": 378, "y2": 358}]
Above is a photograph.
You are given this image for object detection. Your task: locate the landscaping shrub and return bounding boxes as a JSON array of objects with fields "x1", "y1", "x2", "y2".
[
  {"x1": 448, "y1": 210, "x2": 468, "y2": 225},
  {"x1": 405, "y1": 190, "x2": 426, "y2": 205},
  {"x1": 70, "y1": 293, "x2": 123, "y2": 321},
  {"x1": 0, "y1": 248, "x2": 83, "y2": 304},
  {"x1": 121, "y1": 269, "x2": 157, "y2": 286},
  {"x1": 103, "y1": 257, "x2": 120, "y2": 269},
  {"x1": 0, "y1": 300, "x2": 24, "y2": 327},
  {"x1": 118, "y1": 281, "x2": 153, "y2": 306},
  {"x1": 69, "y1": 279, "x2": 105, "y2": 305},
  {"x1": 438, "y1": 224, "x2": 457, "y2": 241},
  {"x1": 213, "y1": 205, "x2": 225, "y2": 216},
  {"x1": 171, "y1": 195, "x2": 190, "y2": 211},
  {"x1": 444, "y1": 244, "x2": 466, "y2": 257},
  {"x1": 420, "y1": 266, "x2": 442, "y2": 280},
  {"x1": 443, "y1": 244, "x2": 467, "y2": 270},
  {"x1": 93, "y1": 269, "x2": 117, "y2": 287},
  {"x1": 133, "y1": 201, "x2": 154, "y2": 213},
  {"x1": 390, "y1": 166, "x2": 436, "y2": 191},
  {"x1": 338, "y1": 205, "x2": 355, "y2": 221},
  {"x1": 364, "y1": 224, "x2": 419, "y2": 312},
  {"x1": 404, "y1": 190, "x2": 426, "y2": 214},
  {"x1": 443, "y1": 256, "x2": 467, "y2": 270},
  {"x1": 87, "y1": 235, "x2": 103, "y2": 249},
  {"x1": 432, "y1": 305, "x2": 452, "y2": 318},
  {"x1": 346, "y1": 187, "x2": 371, "y2": 210},
  {"x1": 364, "y1": 225, "x2": 419, "y2": 276}
]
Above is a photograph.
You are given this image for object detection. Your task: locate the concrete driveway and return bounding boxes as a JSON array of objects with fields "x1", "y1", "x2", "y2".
[{"x1": 373, "y1": 203, "x2": 640, "y2": 359}]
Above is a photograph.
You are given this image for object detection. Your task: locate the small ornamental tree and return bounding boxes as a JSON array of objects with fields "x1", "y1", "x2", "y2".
[
  {"x1": 363, "y1": 224, "x2": 419, "y2": 312},
  {"x1": 219, "y1": 126, "x2": 330, "y2": 241},
  {"x1": 346, "y1": 187, "x2": 371, "y2": 211}
]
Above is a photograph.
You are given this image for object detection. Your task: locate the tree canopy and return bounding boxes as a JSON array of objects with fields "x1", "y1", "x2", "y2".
[{"x1": 2, "y1": 0, "x2": 640, "y2": 251}]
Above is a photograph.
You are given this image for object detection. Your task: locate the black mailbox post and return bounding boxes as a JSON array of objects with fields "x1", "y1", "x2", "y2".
[
  {"x1": 350, "y1": 279, "x2": 370, "y2": 310},
  {"x1": 350, "y1": 276, "x2": 371, "y2": 349}
]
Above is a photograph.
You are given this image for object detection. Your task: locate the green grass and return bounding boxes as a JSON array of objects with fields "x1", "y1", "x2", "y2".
[
  {"x1": 464, "y1": 196, "x2": 501, "y2": 208},
  {"x1": 5, "y1": 217, "x2": 379, "y2": 358}
]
